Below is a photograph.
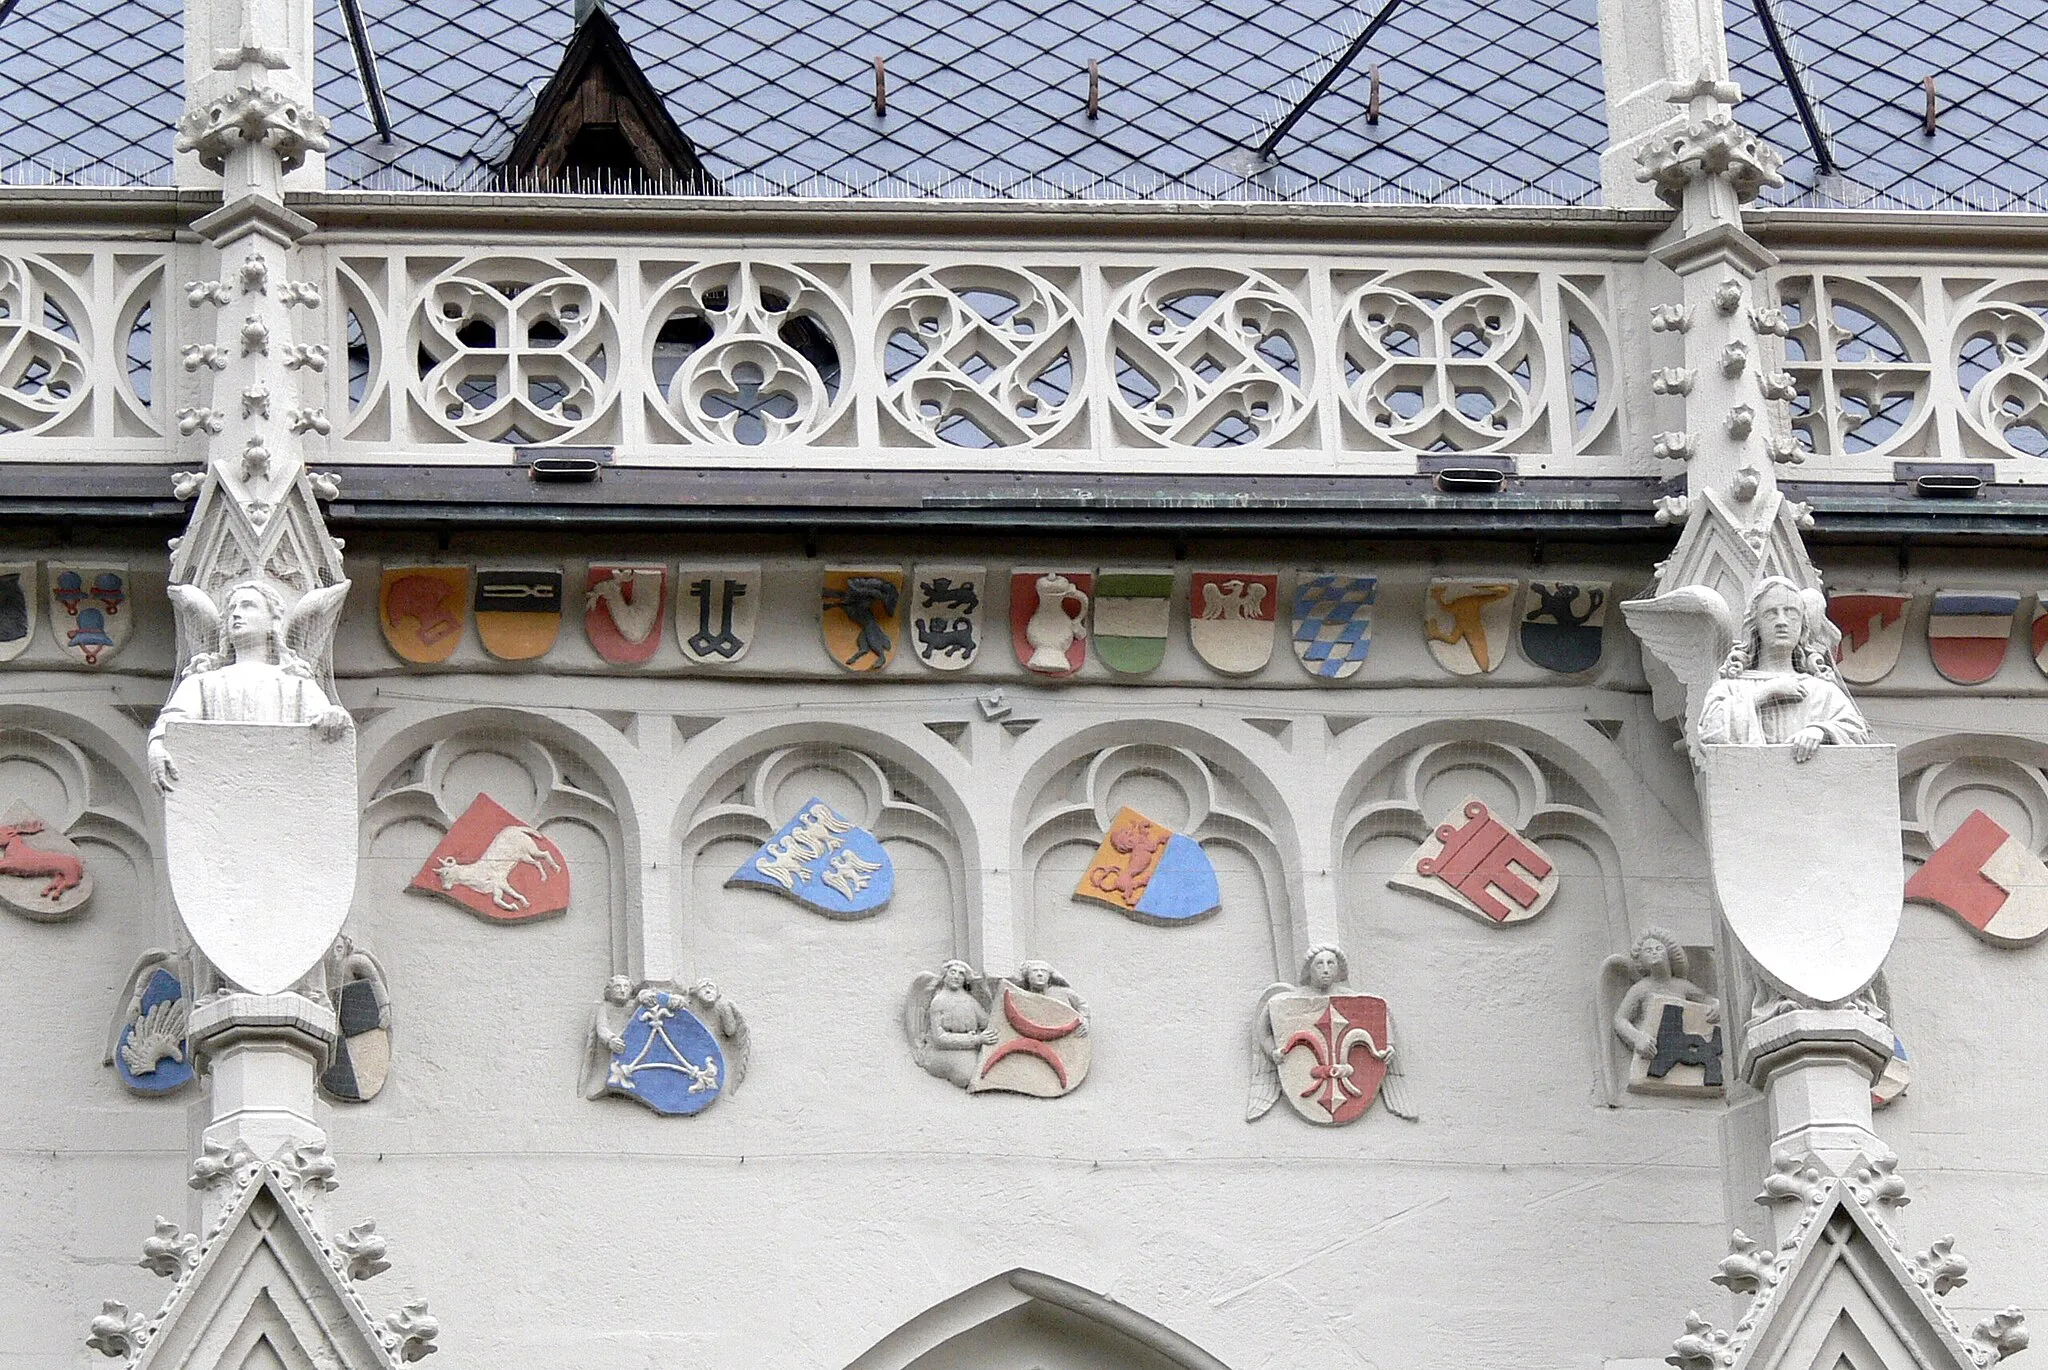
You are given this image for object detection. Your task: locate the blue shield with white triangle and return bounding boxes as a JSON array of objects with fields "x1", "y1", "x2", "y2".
[
  {"x1": 728, "y1": 798, "x2": 893, "y2": 918},
  {"x1": 1290, "y1": 575, "x2": 1375, "y2": 680},
  {"x1": 605, "y1": 991, "x2": 726, "y2": 1116}
]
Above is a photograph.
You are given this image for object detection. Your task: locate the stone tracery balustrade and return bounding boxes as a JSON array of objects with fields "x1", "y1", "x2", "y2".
[{"x1": 6, "y1": 230, "x2": 2048, "y2": 477}]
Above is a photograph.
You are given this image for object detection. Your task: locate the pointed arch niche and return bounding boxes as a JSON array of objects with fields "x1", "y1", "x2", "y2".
[
  {"x1": 355, "y1": 711, "x2": 625, "y2": 1115},
  {"x1": 845, "y1": 1270, "x2": 1231, "y2": 1370},
  {"x1": 1014, "y1": 725, "x2": 1296, "y2": 1127},
  {"x1": 673, "y1": 729, "x2": 970, "y2": 1134},
  {"x1": 1337, "y1": 723, "x2": 1639, "y2": 1112},
  {"x1": 0, "y1": 706, "x2": 157, "y2": 1085}
]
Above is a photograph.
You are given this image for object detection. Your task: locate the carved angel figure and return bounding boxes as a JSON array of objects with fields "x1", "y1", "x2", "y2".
[
  {"x1": 687, "y1": 978, "x2": 751, "y2": 1093},
  {"x1": 148, "y1": 578, "x2": 352, "y2": 791},
  {"x1": 905, "y1": 959, "x2": 998, "y2": 1089},
  {"x1": 1699, "y1": 577, "x2": 1870, "y2": 759},
  {"x1": 1247, "y1": 945, "x2": 1417, "y2": 1124},
  {"x1": 1014, "y1": 960, "x2": 1089, "y2": 1036},
  {"x1": 1607, "y1": 929, "x2": 1719, "y2": 1060},
  {"x1": 1627, "y1": 574, "x2": 1871, "y2": 762},
  {"x1": 580, "y1": 975, "x2": 638, "y2": 1100}
]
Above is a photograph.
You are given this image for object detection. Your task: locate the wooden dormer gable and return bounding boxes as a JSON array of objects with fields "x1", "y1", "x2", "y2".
[{"x1": 502, "y1": 3, "x2": 717, "y2": 191}]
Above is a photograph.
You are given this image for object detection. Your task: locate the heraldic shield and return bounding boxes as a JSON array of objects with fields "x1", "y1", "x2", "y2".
[
  {"x1": 607, "y1": 990, "x2": 727, "y2": 1116},
  {"x1": 1700, "y1": 744, "x2": 1902, "y2": 1005},
  {"x1": 163, "y1": 721, "x2": 358, "y2": 997},
  {"x1": 1267, "y1": 993, "x2": 1390, "y2": 1126},
  {"x1": 970, "y1": 983, "x2": 1091, "y2": 1098}
]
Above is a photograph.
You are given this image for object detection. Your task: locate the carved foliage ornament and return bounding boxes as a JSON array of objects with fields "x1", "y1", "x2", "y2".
[
  {"x1": 174, "y1": 83, "x2": 331, "y2": 174},
  {"x1": 1634, "y1": 110, "x2": 1786, "y2": 207}
]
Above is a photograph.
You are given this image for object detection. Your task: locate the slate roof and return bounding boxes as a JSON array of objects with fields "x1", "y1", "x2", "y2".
[{"x1": 0, "y1": 0, "x2": 2041, "y2": 209}]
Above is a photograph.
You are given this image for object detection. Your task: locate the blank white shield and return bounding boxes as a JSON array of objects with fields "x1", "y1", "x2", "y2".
[
  {"x1": 1701, "y1": 744, "x2": 1901, "y2": 1005},
  {"x1": 163, "y1": 722, "x2": 358, "y2": 996}
]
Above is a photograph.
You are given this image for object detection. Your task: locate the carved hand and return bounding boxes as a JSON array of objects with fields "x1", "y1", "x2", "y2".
[
  {"x1": 314, "y1": 706, "x2": 353, "y2": 742},
  {"x1": 1791, "y1": 725, "x2": 1824, "y2": 763},
  {"x1": 608, "y1": 1035, "x2": 627, "y2": 1053},
  {"x1": 978, "y1": 1027, "x2": 1000, "y2": 1046},
  {"x1": 1761, "y1": 676, "x2": 1808, "y2": 705},
  {"x1": 147, "y1": 740, "x2": 178, "y2": 794}
]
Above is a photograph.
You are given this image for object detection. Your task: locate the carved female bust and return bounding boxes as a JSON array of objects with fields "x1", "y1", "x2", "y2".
[
  {"x1": 1698, "y1": 576, "x2": 1871, "y2": 761},
  {"x1": 146, "y1": 580, "x2": 350, "y2": 791}
]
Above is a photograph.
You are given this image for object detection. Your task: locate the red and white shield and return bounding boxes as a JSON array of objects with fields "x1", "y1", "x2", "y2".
[
  {"x1": 1268, "y1": 993, "x2": 1389, "y2": 1126},
  {"x1": 409, "y1": 794, "x2": 570, "y2": 923},
  {"x1": 969, "y1": 983, "x2": 1090, "y2": 1097}
]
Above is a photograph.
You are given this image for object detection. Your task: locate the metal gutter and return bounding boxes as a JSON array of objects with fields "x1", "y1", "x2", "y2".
[{"x1": 16, "y1": 462, "x2": 2048, "y2": 543}]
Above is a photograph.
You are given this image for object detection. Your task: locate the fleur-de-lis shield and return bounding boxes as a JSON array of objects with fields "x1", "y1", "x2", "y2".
[{"x1": 1267, "y1": 993, "x2": 1390, "y2": 1126}]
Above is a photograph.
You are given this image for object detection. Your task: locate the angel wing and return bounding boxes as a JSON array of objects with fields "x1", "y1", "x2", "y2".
[
  {"x1": 1245, "y1": 983, "x2": 1293, "y2": 1121},
  {"x1": 904, "y1": 972, "x2": 941, "y2": 1070},
  {"x1": 165, "y1": 583, "x2": 220, "y2": 683},
  {"x1": 1376, "y1": 1009, "x2": 1420, "y2": 1122},
  {"x1": 105, "y1": 948, "x2": 179, "y2": 1066},
  {"x1": 714, "y1": 997, "x2": 750, "y2": 1092},
  {"x1": 1620, "y1": 584, "x2": 1737, "y2": 698},
  {"x1": 285, "y1": 580, "x2": 351, "y2": 706}
]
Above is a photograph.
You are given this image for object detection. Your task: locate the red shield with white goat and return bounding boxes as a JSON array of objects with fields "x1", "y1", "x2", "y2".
[
  {"x1": 410, "y1": 794, "x2": 570, "y2": 922},
  {"x1": 1268, "y1": 993, "x2": 1390, "y2": 1126}
]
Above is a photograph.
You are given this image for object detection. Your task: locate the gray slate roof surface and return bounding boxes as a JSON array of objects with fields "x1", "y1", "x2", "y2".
[{"x1": 0, "y1": 0, "x2": 2041, "y2": 209}]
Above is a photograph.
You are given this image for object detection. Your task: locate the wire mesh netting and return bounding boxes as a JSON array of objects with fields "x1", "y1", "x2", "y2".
[
  {"x1": 0, "y1": 0, "x2": 183, "y2": 185},
  {"x1": 0, "y1": 0, "x2": 1608, "y2": 201},
  {"x1": 1727, "y1": 0, "x2": 2048, "y2": 212},
  {"x1": 318, "y1": 0, "x2": 1610, "y2": 201}
]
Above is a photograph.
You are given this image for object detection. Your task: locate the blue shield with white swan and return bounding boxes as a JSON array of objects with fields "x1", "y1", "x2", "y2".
[
  {"x1": 606, "y1": 991, "x2": 726, "y2": 1116},
  {"x1": 728, "y1": 798, "x2": 893, "y2": 918}
]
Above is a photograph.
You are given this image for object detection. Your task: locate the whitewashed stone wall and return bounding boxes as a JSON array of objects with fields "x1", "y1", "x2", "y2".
[{"x1": 4, "y1": 534, "x2": 2044, "y2": 1367}]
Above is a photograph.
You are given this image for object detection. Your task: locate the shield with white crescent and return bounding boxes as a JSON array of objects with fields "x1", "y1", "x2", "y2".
[
  {"x1": 1267, "y1": 992, "x2": 1389, "y2": 1126},
  {"x1": 163, "y1": 722, "x2": 358, "y2": 997},
  {"x1": 1700, "y1": 744, "x2": 1900, "y2": 1004}
]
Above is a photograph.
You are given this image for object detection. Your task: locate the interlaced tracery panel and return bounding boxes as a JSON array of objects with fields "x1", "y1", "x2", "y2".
[
  {"x1": 408, "y1": 256, "x2": 618, "y2": 445},
  {"x1": 876, "y1": 266, "x2": 1084, "y2": 450},
  {"x1": 645, "y1": 261, "x2": 853, "y2": 447},
  {"x1": 1104, "y1": 266, "x2": 1314, "y2": 450},
  {"x1": 1952, "y1": 280, "x2": 2048, "y2": 459},
  {"x1": 0, "y1": 255, "x2": 90, "y2": 436},
  {"x1": 0, "y1": 241, "x2": 1647, "y2": 470},
  {"x1": 1775, "y1": 273, "x2": 1932, "y2": 459}
]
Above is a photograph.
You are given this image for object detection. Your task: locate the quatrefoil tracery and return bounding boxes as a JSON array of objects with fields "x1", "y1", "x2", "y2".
[
  {"x1": 878, "y1": 266, "x2": 1083, "y2": 448},
  {"x1": 1340, "y1": 275, "x2": 1541, "y2": 454},
  {"x1": 412, "y1": 258, "x2": 615, "y2": 444},
  {"x1": 1107, "y1": 267, "x2": 1312, "y2": 449}
]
